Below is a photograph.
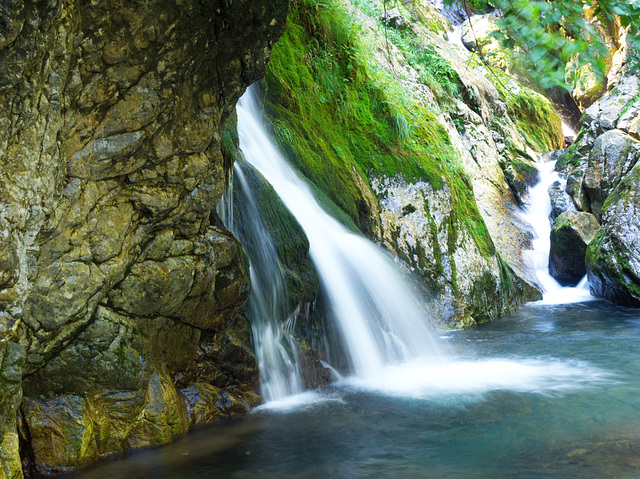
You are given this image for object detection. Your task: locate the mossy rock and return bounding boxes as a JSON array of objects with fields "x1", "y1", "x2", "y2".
[
  {"x1": 483, "y1": 66, "x2": 564, "y2": 153},
  {"x1": 586, "y1": 164, "x2": 640, "y2": 306},
  {"x1": 549, "y1": 211, "x2": 600, "y2": 285},
  {"x1": 263, "y1": 0, "x2": 457, "y2": 236},
  {"x1": 232, "y1": 159, "x2": 320, "y2": 312}
]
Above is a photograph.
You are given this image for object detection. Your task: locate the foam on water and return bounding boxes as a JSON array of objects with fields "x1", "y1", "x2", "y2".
[
  {"x1": 522, "y1": 157, "x2": 595, "y2": 305},
  {"x1": 338, "y1": 357, "x2": 613, "y2": 400},
  {"x1": 253, "y1": 391, "x2": 346, "y2": 413}
]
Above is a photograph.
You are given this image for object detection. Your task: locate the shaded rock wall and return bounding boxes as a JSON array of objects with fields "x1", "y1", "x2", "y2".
[
  {"x1": 549, "y1": 211, "x2": 600, "y2": 285},
  {"x1": 0, "y1": 0, "x2": 288, "y2": 476}
]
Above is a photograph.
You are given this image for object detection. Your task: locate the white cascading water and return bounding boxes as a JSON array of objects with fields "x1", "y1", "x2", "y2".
[
  {"x1": 218, "y1": 162, "x2": 304, "y2": 402},
  {"x1": 236, "y1": 88, "x2": 444, "y2": 380},
  {"x1": 233, "y1": 86, "x2": 607, "y2": 404},
  {"x1": 522, "y1": 156, "x2": 593, "y2": 305}
]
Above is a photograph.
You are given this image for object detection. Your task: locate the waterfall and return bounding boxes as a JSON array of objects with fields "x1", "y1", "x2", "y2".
[
  {"x1": 218, "y1": 160, "x2": 304, "y2": 402},
  {"x1": 236, "y1": 87, "x2": 444, "y2": 381},
  {"x1": 522, "y1": 156, "x2": 593, "y2": 305}
]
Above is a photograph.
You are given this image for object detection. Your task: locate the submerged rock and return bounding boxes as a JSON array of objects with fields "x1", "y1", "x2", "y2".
[{"x1": 549, "y1": 211, "x2": 600, "y2": 285}]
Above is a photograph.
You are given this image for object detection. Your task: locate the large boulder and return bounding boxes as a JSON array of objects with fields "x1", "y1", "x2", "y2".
[
  {"x1": 554, "y1": 70, "x2": 640, "y2": 306},
  {"x1": 580, "y1": 75, "x2": 640, "y2": 143},
  {"x1": 549, "y1": 211, "x2": 600, "y2": 285},
  {"x1": 586, "y1": 164, "x2": 640, "y2": 306}
]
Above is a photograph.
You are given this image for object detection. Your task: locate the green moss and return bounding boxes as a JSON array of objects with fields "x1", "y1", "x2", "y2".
[
  {"x1": 423, "y1": 201, "x2": 444, "y2": 278},
  {"x1": 555, "y1": 150, "x2": 579, "y2": 169},
  {"x1": 485, "y1": 67, "x2": 563, "y2": 152},
  {"x1": 261, "y1": 0, "x2": 500, "y2": 273},
  {"x1": 449, "y1": 173, "x2": 496, "y2": 257},
  {"x1": 469, "y1": 272, "x2": 498, "y2": 324},
  {"x1": 585, "y1": 228, "x2": 605, "y2": 279},
  {"x1": 263, "y1": 0, "x2": 457, "y2": 233},
  {"x1": 221, "y1": 109, "x2": 239, "y2": 166},
  {"x1": 509, "y1": 93, "x2": 563, "y2": 152},
  {"x1": 383, "y1": 28, "x2": 462, "y2": 101},
  {"x1": 511, "y1": 158, "x2": 538, "y2": 178}
]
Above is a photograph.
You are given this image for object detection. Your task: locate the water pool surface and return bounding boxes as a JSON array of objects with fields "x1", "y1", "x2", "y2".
[{"x1": 69, "y1": 300, "x2": 640, "y2": 478}]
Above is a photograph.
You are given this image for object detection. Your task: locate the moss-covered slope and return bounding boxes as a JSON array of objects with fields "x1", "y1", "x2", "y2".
[{"x1": 260, "y1": 0, "x2": 554, "y2": 327}]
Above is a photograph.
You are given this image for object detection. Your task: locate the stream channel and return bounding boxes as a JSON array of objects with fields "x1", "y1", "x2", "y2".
[{"x1": 69, "y1": 90, "x2": 640, "y2": 479}]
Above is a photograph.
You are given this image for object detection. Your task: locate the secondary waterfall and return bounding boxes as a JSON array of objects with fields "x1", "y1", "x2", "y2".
[
  {"x1": 523, "y1": 156, "x2": 592, "y2": 304},
  {"x1": 236, "y1": 87, "x2": 443, "y2": 380},
  {"x1": 218, "y1": 161, "x2": 304, "y2": 402}
]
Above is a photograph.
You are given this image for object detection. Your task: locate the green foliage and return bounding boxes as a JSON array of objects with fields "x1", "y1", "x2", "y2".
[{"x1": 446, "y1": 0, "x2": 640, "y2": 90}]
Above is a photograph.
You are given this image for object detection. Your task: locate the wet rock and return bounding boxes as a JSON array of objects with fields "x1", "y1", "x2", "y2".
[
  {"x1": 549, "y1": 180, "x2": 577, "y2": 222},
  {"x1": 181, "y1": 383, "x2": 258, "y2": 427},
  {"x1": 549, "y1": 211, "x2": 600, "y2": 285},
  {"x1": 371, "y1": 175, "x2": 539, "y2": 329},
  {"x1": 0, "y1": 341, "x2": 24, "y2": 479},
  {"x1": 20, "y1": 396, "x2": 98, "y2": 475},
  {"x1": 503, "y1": 158, "x2": 540, "y2": 204},
  {"x1": 586, "y1": 164, "x2": 640, "y2": 306},
  {"x1": 566, "y1": 167, "x2": 591, "y2": 212},
  {"x1": 230, "y1": 160, "x2": 319, "y2": 313}
]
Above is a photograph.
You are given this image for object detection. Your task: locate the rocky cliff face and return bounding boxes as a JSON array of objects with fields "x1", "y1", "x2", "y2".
[
  {"x1": 0, "y1": 0, "x2": 288, "y2": 476},
  {"x1": 556, "y1": 73, "x2": 640, "y2": 305}
]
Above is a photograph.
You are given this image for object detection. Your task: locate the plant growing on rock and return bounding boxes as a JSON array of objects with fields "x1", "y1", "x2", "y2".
[{"x1": 446, "y1": 0, "x2": 640, "y2": 90}]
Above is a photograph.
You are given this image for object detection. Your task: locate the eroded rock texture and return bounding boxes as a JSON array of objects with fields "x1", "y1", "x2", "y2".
[{"x1": 0, "y1": 0, "x2": 288, "y2": 476}]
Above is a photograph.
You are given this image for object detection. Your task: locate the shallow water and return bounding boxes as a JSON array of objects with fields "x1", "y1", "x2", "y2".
[{"x1": 71, "y1": 300, "x2": 640, "y2": 479}]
